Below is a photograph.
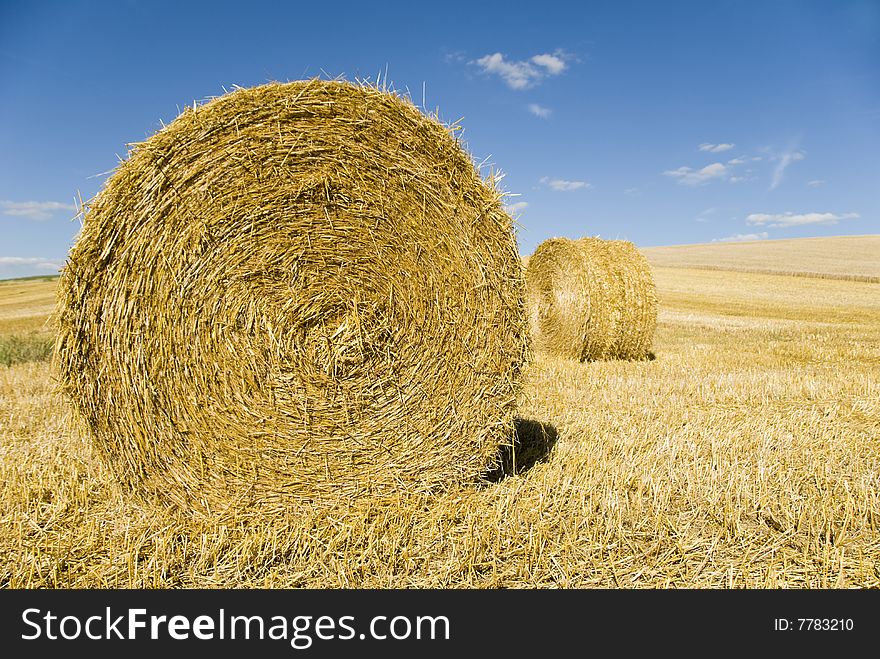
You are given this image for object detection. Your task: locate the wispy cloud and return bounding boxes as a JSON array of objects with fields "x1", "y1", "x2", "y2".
[
  {"x1": 699, "y1": 143, "x2": 735, "y2": 153},
  {"x1": 623, "y1": 188, "x2": 641, "y2": 196},
  {"x1": 443, "y1": 50, "x2": 467, "y2": 64},
  {"x1": 746, "y1": 211, "x2": 859, "y2": 228},
  {"x1": 770, "y1": 149, "x2": 805, "y2": 190},
  {"x1": 695, "y1": 208, "x2": 717, "y2": 223},
  {"x1": 663, "y1": 162, "x2": 727, "y2": 186},
  {"x1": 527, "y1": 103, "x2": 552, "y2": 118},
  {"x1": 807, "y1": 179, "x2": 826, "y2": 188},
  {"x1": 540, "y1": 176, "x2": 590, "y2": 191},
  {"x1": 504, "y1": 201, "x2": 528, "y2": 215},
  {"x1": 0, "y1": 255, "x2": 64, "y2": 279},
  {"x1": 0, "y1": 256, "x2": 64, "y2": 269},
  {"x1": 472, "y1": 51, "x2": 570, "y2": 90},
  {"x1": 712, "y1": 232, "x2": 769, "y2": 243},
  {"x1": 727, "y1": 157, "x2": 747, "y2": 165},
  {"x1": 1, "y1": 200, "x2": 76, "y2": 221}
]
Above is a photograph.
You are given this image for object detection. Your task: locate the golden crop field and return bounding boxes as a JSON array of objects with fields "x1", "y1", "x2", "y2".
[
  {"x1": 1, "y1": 236, "x2": 878, "y2": 588},
  {"x1": 643, "y1": 234, "x2": 880, "y2": 282}
]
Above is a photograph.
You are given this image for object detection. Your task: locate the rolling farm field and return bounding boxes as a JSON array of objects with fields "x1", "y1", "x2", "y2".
[{"x1": 1, "y1": 236, "x2": 878, "y2": 588}]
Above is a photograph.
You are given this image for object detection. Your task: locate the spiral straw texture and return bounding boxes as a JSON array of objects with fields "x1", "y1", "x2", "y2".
[
  {"x1": 525, "y1": 236, "x2": 656, "y2": 361},
  {"x1": 55, "y1": 80, "x2": 528, "y2": 515}
]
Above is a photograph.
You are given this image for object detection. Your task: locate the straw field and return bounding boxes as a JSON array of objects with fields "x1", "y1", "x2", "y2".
[
  {"x1": 0, "y1": 277, "x2": 56, "y2": 367},
  {"x1": 2, "y1": 235, "x2": 878, "y2": 587},
  {"x1": 643, "y1": 235, "x2": 880, "y2": 282}
]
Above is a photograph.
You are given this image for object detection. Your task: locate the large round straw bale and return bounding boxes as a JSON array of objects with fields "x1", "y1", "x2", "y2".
[
  {"x1": 525, "y1": 236, "x2": 656, "y2": 361},
  {"x1": 55, "y1": 80, "x2": 528, "y2": 515}
]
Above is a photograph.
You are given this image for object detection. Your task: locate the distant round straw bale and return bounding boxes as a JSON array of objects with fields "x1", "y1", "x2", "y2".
[
  {"x1": 55, "y1": 80, "x2": 528, "y2": 515},
  {"x1": 525, "y1": 236, "x2": 657, "y2": 361},
  {"x1": 602, "y1": 239, "x2": 657, "y2": 359}
]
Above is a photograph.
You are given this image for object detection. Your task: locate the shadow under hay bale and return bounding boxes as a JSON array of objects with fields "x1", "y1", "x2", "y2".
[
  {"x1": 484, "y1": 418, "x2": 559, "y2": 482},
  {"x1": 55, "y1": 79, "x2": 529, "y2": 516}
]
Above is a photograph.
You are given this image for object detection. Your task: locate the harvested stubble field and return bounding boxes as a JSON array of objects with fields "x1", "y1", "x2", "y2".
[
  {"x1": 643, "y1": 234, "x2": 880, "y2": 282},
  {"x1": 1, "y1": 236, "x2": 878, "y2": 587},
  {"x1": 0, "y1": 277, "x2": 56, "y2": 367}
]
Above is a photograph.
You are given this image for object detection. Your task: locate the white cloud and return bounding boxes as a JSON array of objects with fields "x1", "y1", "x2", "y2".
[
  {"x1": 712, "y1": 232, "x2": 769, "y2": 243},
  {"x1": 746, "y1": 211, "x2": 859, "y2": 228},
  {"x1": 699, "y1": 143, "x2": 735, "y2": 153},
  {"x1": 474, "y1": 53, "x2": 534, "y2": 89},
  {"x1": 807, "y1": 179, "x2": 826, "y2": 188},
  {"x1": 663, "y1": 162, "x2": 727, "y2": 185},
  {"x1": 0, "y1": 256, "x2": 44, "y2": 265},
  {"x1": 770, "y1": 149, "x2": 806, "y2": 190},
  {"x1": 1, "y1": 200, "x2": 76, "y2": 221},
  {"x1": 540, "y1": 176, "x2": 590, "y2": 191},
  {"x1": 530, "y1": 53, "x2": 567, "y2": 75},
  {"x1": 472, "y1": 51, "x2": 569, "y2": 90},
  {"x1": 527, "y1": 103, "x2": 552, "y2": 118},
  {"x1": 504, "y1": 201, "x2": 528, "y2": 215},
  {"x1": 727, "y1": 157, "x2": 747, "y2": 165},
  {"x1": 729, "y1": 176, "x2": 746, "y2": 183},
  {"x1": 0, "y1": 256, "x2": 64, "y2": 277}
]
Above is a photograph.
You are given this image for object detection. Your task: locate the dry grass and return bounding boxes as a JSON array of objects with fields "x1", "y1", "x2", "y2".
[
  {"x1": 0, "y1": 334, "x2": 53, "y2": 367},
  {"x1": 2, "y1": 235, "x2": 877, "y2": 587},
  {"x1": 0, "y1": 278, "x2": 57, "y2": 367},
  {"x1": 55, "y1": 80, "x2": 528, "y2": 515},
  {"x1": 643, "y1": 235, "x2": 880, "y2": 282},
  {"x1": 0, "y1": 277, "x2": 58, "y2": 334}
]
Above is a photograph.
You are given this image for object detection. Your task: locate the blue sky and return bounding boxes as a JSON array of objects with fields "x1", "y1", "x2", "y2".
[{"x1": 1, "y1": 0, "x2": 878, "y2": 278}]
